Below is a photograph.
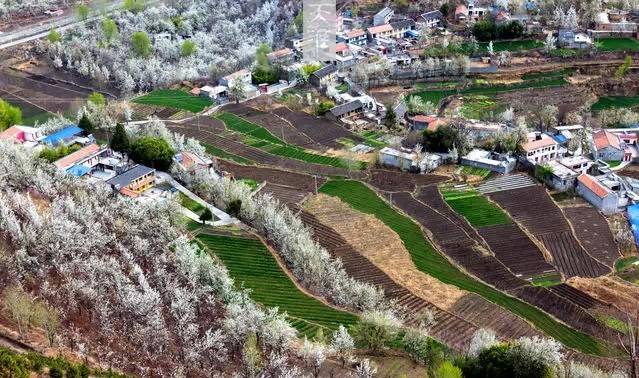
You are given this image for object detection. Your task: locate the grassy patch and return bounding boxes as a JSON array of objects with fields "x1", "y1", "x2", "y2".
[
  {"x1": 441, "y1": 188, "x2": 511, "y2": 227},
  {"x1": 179, "y1": 193, "x2": 207, "y2": 215},
  {"x1": 595, "y1": 38, "x2": 639, "y2": 52},
  {"x1": 460, "y1": 165, "x2": 492, "y2": 179},
  {"x1": 531, "y1": 272, "x2": 563, "y2": 287},
  {"x1": 336, "y1": 83, "x2": 349, "y2": 93},
  {"x1": 320, "y1": 180, "x2": 615, "y2": 356},
  {"x1": 133, "y1": 89, "x2": 212, "y2": 112},
  {"x1": 615, "y1": 256, "x2": 639, "y2": 272},
  {"x1": 606, "y1": 160, "x2": 622, "y2": 168},
  {"x1": 459, "y1": 95, "x2": 506, "y2": 120},
  {"x1": 197, "y1": 233, "x2": 357, "y2": 337},
  {"x1": 238, "y1": 178, "x2": 259, "y2": 191},
  {"x1": 216, "y1": 112, "x2": 366, "y2": 170},
  {"x1": 592, "y1": 96, "x2": 639, "y2": 112},
  {"x1": 596, "y1": 314, "x2": 629, "y2": 334},
  {"x1": 216, "y1": 112, "x2": 286, "y2": 145},
  {"x1": 202, "y1": 143, "x2": 253, "y2": 165}
]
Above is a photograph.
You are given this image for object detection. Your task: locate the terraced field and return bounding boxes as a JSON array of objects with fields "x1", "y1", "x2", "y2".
[
  {"x1": 563, "y1": 206, "x2": 621, "y2": 269},
  {"x1": 197, "y1": 232, "x2": 357, "y2": 336},
  {"x1": 441, "y1": 188, "x2": 511, "y2": 228},
  {"x1": 133, "y1": 89, "x2": 212, "y2": 112},
  {"x1": 215, "y1": 112, "x2": 366, "y2": 170},
  {"x1": 488, "y1": 186, "x2": 611, "y2": 278},
  {"x1": 319, "y1": 180, "x2": 616, "y2": 356}
]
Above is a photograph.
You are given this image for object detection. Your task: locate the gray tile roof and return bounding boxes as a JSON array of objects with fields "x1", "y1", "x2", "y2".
[
  {"x1": 312, "y1": 64, "x2": 338, "y2": 78},
  {"x1": 330, "y1": 100, "x2": 363, "y2": 117},
  {"x1": 391, "y1": 19, "x2": 416, "y2": 30},
  {"x1": 107, "y1": 164, "x2": 155, "y2": 189},
  {"x1": 421, "y1": 10, "x2": 443, "y2": 21}
]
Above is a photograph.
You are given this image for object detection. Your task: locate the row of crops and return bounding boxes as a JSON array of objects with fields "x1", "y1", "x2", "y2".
[
  {"x1": 196, "y1": 232, "x2": 357, "y2": 337},
  {"x1": 215, "y1": 113, "x2": 366, "y2": 170},
  {"x1": 319, "y1": 180, "x2": 615, "y2": 357}
]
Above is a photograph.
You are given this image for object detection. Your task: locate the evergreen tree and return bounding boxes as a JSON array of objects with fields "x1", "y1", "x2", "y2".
[
  {"x1": 110, "y1": 123, "x2": 130, "y2": 153},
  {"x1": 78, "y1": 114, "x2": 95, "y2": 134}
]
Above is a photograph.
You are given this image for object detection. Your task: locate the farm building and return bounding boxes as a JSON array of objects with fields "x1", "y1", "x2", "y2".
[
  {"x1": 576, "y1": 173, "x2": 626, "y2": 214},
  {"x1": 389, "y1": 20, "x2": 416, "y2": 38},
  {"x1": 461, "y1": 149, "x2": 516, "y2": 174},
  {"x1": 107, "y1": 164, "x2": 156, "y2": 198},
  {"x1": 408, "y1": 114, "x2": 438, "y2": 131},
  {"x1": 522, "y1": 132, "x2": 561, "y2": 164},
  {"x1": 0, "y1": 125, "x2": 42, "y2": 146},
  {"x1": 374, "y1": 7, "x2": 394, "y2": 25},
  {"x1": 200, "y1": 85, "x2": 228, "y2": 100},
  {"x1": 379, "y1": 147, "x2": 416, "y2": 170},
  {"x1": 590, "y1": 10, "x2": 637, "y2": 38},
  {"x1": 591, "y1": 129, "x2": 631, "y2": 162},
  {"x1": 367, "y1": 24, "x2": 394, "y2": 40}
]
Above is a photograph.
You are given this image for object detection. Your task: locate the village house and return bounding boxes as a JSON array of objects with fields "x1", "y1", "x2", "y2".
[
  {"x1": 107, "y1": 164, "x2": 156, "y2": 198},
  {"x1": 455, "y1": 5, "x2": 469, "y2": 21},
  {"x1": 461, "y1": 149, "x2": 516, "y2": 174},
  {"x1": 418, "y1": 10, "x2": 443, "y2": 28},
  {"x1": 544, "y1": 160, "x2": 580, "y2": 191},
  {"x1": 267, "y1": 48, "x2": 295, "y2": 65},
  {"x1": 374, "y1": 7, "x2": 394, "y2": 26},
  {"x1": 591, "y1": 129, "x2": 631, "y2": 162},
  {"x1": 328, "y1": 100, "x2": 364, "y2": 121},
  {"x1": 173, "y1": 151, "x2": 214, "y2": 175},
  {"x1": 367, "y1": 24, "x2": 394, "y2": 40},
  {"x1": 576, "y1": 173, "x2": 629, "y2": 214},
  {"x1": 522, "y1": 132, "x2": 560, "y2": 164},
  {"x1": 557, "y1": 29, "x2": 593, "y2": 49},
  {"x1": 590, "y1": 10, "x2": 638, "y2": 38},
  {"x1": 41, "y1": 125, "x2": 91, "y2": 147},
  {"x1": 379, "y1": 147, "x2": 416, "y2": 170},
  {"x1": 389, "y1": 20, "x2": 416, "y2": 38},
  {"x1": 559, "y1": 155, "x2": 593, "y2": 174},
  {"x1": 286, "y1": 34, "x2": 306, "y2": 52},
  {"x1": 0, "y1": 125, "x2": 42, "y2": 146},
  {"x1": 334, "y1": 43, "x2": 355, "y2": 67},
  {"x1": 338, "y1": 29, "x2": 368, "y2": 46},
  {"x1": 310, "y1": 64, "x2": 338, "y2": 88},
  {"x1": 219, "y1": 69, "x2": 252, "y2": 87},
  {"x1": 199, "y1": 85, "x2": 228, "y2": 100},
  {"x1": 54, "y1": 143, "x2": 105, "y2": 173}
]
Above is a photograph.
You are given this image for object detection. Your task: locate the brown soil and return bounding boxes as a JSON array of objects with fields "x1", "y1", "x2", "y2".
[
  {"x1": 495, "y1": 85, "x2": 597, "y2": 119},
  {"x1": 304, "y1": 194, "x2": 466, "y2": 310},
  {"x1": 567, "y1": 276, "x2": 639, "y2": 316}
]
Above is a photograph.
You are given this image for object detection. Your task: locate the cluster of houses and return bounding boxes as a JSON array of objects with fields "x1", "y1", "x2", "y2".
[{"x1": 0, "y1": 124, "x2": 213, "y2": 199}]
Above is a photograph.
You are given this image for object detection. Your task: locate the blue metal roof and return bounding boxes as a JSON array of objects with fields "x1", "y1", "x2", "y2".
[
  {"x1": 552, "y1": 134, "x2": 568, "y2": 144},
  {"x1": 67, "y1": 164, "x2": 91, "y2": 177},
  {"x1": 42, "y1": 125, "x2": 82, "y2": 145}
]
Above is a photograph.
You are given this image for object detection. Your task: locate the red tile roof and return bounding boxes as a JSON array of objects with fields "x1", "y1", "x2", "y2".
[
  {"x1": 346, "y1": 28, "x2": 365, "y2": 38},
  {"x1": 522, "y1": 133, "x2": 557, "y2": 152},
  {"x1": 368, "y1": 24, "x2": 393, "y2": 34},
  {"x1": 0, "y1": 125, "x2": 24, "y2": 142},
  {"x1": 267, "y1": 48, "x2": 293, "y2": 59},
  {"x1": 593, "y1": 129, "x2": 621, "y2": 150},
  {"x1": 410, "y1": 115, "x2": 437, "y2": 123},
  {"x1": 577, "y1": 173, "x2": 611, "y2": 199},
  {"x1": 54, "y1": 144, "x2": 101, "y2": 170},
  {"x1": 335, "y1": 42, "x2": 349, "y2": 53},
  {"x1": 455, "y1": 5, "x2": 468, "y2": 15}
]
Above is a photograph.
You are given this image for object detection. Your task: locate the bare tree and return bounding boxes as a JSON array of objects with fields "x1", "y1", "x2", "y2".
[
  {"x1": 2, "y1": 286, "x2": 34, "y2": 336},
  {"x1": 618, "y1": 313, "x2": 639, "y2": 378}
]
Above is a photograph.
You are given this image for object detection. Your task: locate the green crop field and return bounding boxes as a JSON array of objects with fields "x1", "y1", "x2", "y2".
[
  {"x1": 460, "y1": 165, "x2": 492, "y2": 179},
  {"x1": 591, "y1": 96, "x2": 639, "y2": 111},
  {"x1": 408, "y1": 73, "x2": 568, "y2": 106},
  {"x1": 197, "y1": 233, "x2": 357, "y2": 337},
  {"x1": 216, "y1": 112, "x2": 366, "y2": 170},
  {"x1": 595, "y1": 38, "x2": 639, "y2": 52},
  {"x1": 320, "y1": 180, "x2": 616, "y2": 356},
  {"x1": 216, "y1": 113, "x2": 286, "y2": 145},
  {"x1": 441, "y1": 188, "x2": 511, "y2": 227},
  {"x1": 133, "y1": 90, "x2": 213, "y2": 112}
]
